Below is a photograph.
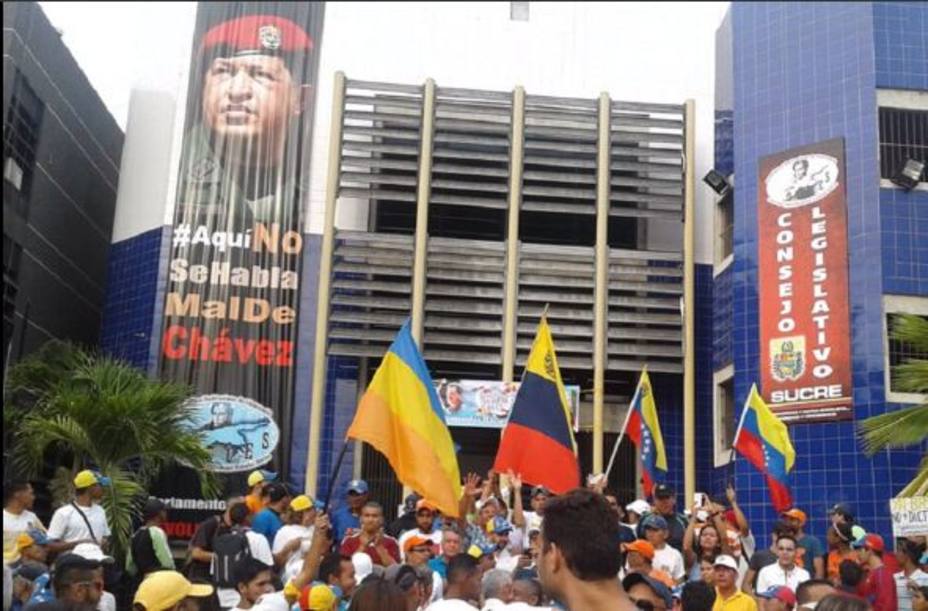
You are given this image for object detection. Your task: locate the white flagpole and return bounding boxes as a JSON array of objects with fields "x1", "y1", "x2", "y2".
[
  {"x1": 729, "y1": 383, "x2": 755, "y2": 463},
  {"x1": 604, "y1": 368, "x2": 645, "y2": 480}
]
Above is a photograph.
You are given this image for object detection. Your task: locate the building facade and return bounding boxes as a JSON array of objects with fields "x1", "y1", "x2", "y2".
[
  {"x1": 2, "y1": 2, "x2": 123, "y2": 371},
  {"x1": 98, "y1": 2, "x2": 925, "y2": 544},
  {"x1": 706, "y1": 1, "x2": 927, "y2": 543}
]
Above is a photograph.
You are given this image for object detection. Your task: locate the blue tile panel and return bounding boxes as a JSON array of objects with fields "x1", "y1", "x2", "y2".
[
  {"x1": 713, "y1": 265, "x2": 733, "y2": 372},
  {"x1": 288, "y1": 235, "x2": 322, "y2": 491},
  {"x1": 715, "y1": 9, "x2": 734, "y2": 176},
  {"x1": 99, "y1": 227, "x2": 166, "y2": 371},
  {"x1": 880, "y1": 187, "x2": 928, "y2": 296},
  {"x1": 729, "y1": 2, "x2": 925, "y2": 546},
  {"x1": 873, "y1": 2, "x2": 928, "y2": 90}
]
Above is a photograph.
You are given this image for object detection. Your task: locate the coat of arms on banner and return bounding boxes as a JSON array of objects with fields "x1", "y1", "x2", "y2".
[
  {"x1": 259, "y1": 24, "x2": 281, "y2": 50},
  {"x1": 770, "y1": 336, "x2": 805, "y2": 382}
]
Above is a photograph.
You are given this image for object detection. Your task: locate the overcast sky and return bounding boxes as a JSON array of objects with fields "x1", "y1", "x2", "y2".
[
  {"x1": 40, "y1": 2, "x2": 730, "y2": 132},
  {"x1": 39, "y1": 1, "x2": 198, "y2": 130}
]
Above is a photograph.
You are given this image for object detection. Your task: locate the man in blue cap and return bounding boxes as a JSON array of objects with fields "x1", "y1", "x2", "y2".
[{"x1": 332, "y1": 480, "x2": 370, "y2": 542}]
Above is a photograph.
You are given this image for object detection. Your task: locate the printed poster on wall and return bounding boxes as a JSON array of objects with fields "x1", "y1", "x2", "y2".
[
  {"x1": 153, "y1": 2, "x2": 324, "y2": 540},
  {"x1": 757, "y1": 138, "x2": 853, "y2": 423},
  {"x1": 435, "y1": 379, "x2": 582, "y2": 432}
]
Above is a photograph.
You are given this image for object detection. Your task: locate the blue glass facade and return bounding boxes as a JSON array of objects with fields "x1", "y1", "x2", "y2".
[{"x1": 705, "y1": 1, "x2": 927, "y2": 545}]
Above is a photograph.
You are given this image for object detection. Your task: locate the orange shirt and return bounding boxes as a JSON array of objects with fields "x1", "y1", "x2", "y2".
[
  {"x1": 649, "y1": 568, "x2": 676, "y2": 588},
  {"x1": 827, "y1": 549, "x2": 860, "y2": 583},
  {"x1": 245, "y1": 493, "x2": 265, "y2": 515}
]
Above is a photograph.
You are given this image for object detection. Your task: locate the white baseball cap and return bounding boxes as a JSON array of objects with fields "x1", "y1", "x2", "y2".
[
  {"x1": 713, "y1": 554, "x2": 739, "y2": 571},
  {"x1": 352, "y1": 552, "x2": 373, "y2": 583},
  {"x1": 626, "y1": 499, "x2": 650, "y2": 516}
]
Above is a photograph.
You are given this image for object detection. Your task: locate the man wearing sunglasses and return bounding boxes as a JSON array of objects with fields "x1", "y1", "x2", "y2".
[
  {"x1": 622, "y1": 573, "x2": 674, "y2": 611},
  {"x1": 404, "y1": 535, "x2": 443, "y2": 604},
  {"x1": 32, "y1": 553, "x2": 106, "y2": 611}
]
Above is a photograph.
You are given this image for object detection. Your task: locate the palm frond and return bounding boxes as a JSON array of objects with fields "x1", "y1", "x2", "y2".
[
  {"x1": 898, "y1": 454, "x2": 928, "y2": 498},
  {"x1": 891, "y1": 313, "x2": 928, "y2": 353},
  {"x1": 858, "y1": 404, "x2": 928, "y2": 455}
]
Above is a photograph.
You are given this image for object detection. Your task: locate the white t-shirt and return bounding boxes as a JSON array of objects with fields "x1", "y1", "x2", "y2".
[
  {"x1": 653, "y1": 545, "x2": 685, "y2": 582},
  {"x1": 427, "y1": 599, "x2": 478, "y2": 611},
  {"x1": 896, "y1": 568, "x2": 928, "y2": 611},
  {"x1": 494, "y1": 548, "x2": 520, "y2": 573},
  {"x1": 47, "y1": 503, "x2": 111, "y2": 543},
  {"x1": 272, "y1": 524, "x2": 314, "y2": 583},
  {"x1": 3, "y1": 509, "x2": 45, "y2": 562},
  {"x1": 216, "y1": 531, "x2": 274, "y2": 609},
  {"x1": 755, "y1": 563, "x2": 811, "y2": 594},
  {"x1": 522, "y1": 510, "x2": 543, "y2": 534},
  {"x1": 98, "y1": 591, "x2": 116, "y2": 611},
  {"x1": 481, "y1": 599, "x2": 508, "y2": 611},
  {"x1": 398, "y1": 528, "x2": 443, "y2": 561}
]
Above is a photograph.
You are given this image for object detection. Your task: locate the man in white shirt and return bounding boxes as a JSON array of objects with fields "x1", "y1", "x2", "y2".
[
  {"x1": 71, "y1": 543, "x2": 118, "y2": 611},
  {"x1": 399, "y1": 500, "x2": 443, "y2": 561},
  {"x1": 486, "y1": 517, "x2": 520, "y2": 573},
  {"x1": 480, "y1": 569, "x2": 514, "y2": 611},
  {"x1": 520, "y1": 487, "x2": 549, "y2": 534},
  {"x1": 271, "y1": 495, "x2": 319, "y2": 583},
  {"x1": 47, "y1": 471, "x2": 112, "y2": 553},
  {"x1": 895, "y1": 538, "x2": 928, "y2": 611},
  {"x1": 3, "y1": 481, "x2": 46, "y2": 564},
  {"x1": 756, "y1": 534, "x2": 811, "y2": 594},
  {"x1": 642, "y1": 515, "x2": 686, "y2": 585},
  {"x1": 213, "y1": 501, "x2": 274, "y2": 610},
  {"x1": 427, "y1": 554, "x2": 481, "y2": 610}
]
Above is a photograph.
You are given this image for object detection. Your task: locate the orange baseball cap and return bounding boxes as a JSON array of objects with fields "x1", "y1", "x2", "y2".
[
  {"x1": 403, "y1": 535, "x2": 432, "y2": 553},
  {"x1": 781, "y1": 508, "x2": 807, "y2": 526},
  {"x1": 624, "y1": 539, "x2": 655, "y2": 561}
]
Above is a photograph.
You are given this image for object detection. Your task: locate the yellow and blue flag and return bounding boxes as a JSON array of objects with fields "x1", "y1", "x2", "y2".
[
  {"x1": 493, "y1": 315, "x2": 580, "y2": 494},
  {"x1": 732, "y1": 384, "x2": 795, "y2": 512},
  {"x1": 346, "y1": 320, "x2": 462, "y2": 517},
  {"x1": 622, "y1": 368, "x2": 667, "y2": 495}
]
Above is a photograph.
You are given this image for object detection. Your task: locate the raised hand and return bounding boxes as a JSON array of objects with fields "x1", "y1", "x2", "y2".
[
  {"x1": 507, "y1": 469, "x2": 523, "y2": 491},
  {"x1": 463, "y1": 472, "x2": 483, "y2": 498}
]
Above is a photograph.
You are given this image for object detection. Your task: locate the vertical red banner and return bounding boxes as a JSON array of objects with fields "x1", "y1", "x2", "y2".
[{"x1": 757, "y1": 138, "x2": 853, "y2": 423}]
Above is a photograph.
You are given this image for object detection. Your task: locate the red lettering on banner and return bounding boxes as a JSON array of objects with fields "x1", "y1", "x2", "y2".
[
  {"x1": 757, "y1": 139, "x2": 853, "y2": 423},
  {"x1": 161, "y1": 325, "x2": 293, "y2": 368}
]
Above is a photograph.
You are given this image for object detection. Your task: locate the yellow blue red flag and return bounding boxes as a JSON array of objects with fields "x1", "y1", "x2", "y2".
[
  {"x1": 621, "y1": 368, "x2": 668, "y2": 495},
  {"x1": 732, "y1": 384, "x2": 796, "y2": 512},
  {"x1": 346, "y1": 320, "x2": 462, "y2": 517},
  {"x1": 493, "y1": 315, "x2": 580, "y2": 494}
]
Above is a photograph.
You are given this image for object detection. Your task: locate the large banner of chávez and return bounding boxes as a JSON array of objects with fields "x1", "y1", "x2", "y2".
[
  {"x1": 157, "y1": 1, "x2": 323, "y2": 532},
  {"x1": 757, "y1": 138, "x2": 852, "y2": 423}
]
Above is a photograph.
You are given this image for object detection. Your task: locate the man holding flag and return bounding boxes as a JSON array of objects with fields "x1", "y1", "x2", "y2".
[
  {"x1": 345, "y1": 319, "x2": 462, "y2": 518},
  {"x1": 493, "y1": 313, "x2": 580, "y2": 494},
  {"x1": 732, "y1": 384, "x2": 796, "y2": 512}
]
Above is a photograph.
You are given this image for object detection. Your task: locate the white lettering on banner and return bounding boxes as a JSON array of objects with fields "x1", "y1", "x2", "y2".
[
  {"x1": 158, "y1": 497, "x2": 227, "y2": 511},
  {"x1": 890, "y1": 497, "x2": 928, "y2": 538},
  {"x1": 771, "y1": 384, "x2": 843, "y2": 402},
  {"x1": 170, "y1": 258, "x2": 299, "y2": 290},
  {"x1": 776, "y1": 216, "x2": 796, "y2": 336}
]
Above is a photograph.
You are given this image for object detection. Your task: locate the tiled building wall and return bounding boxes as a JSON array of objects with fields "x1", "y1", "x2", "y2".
[
  {"x1": 729, "y1": 2, "x2": 923, "y2": 545},
  {"x1": 880, "y1": 188, "x2": 928, "y2": 296},
  {"x1": 873, "y1": 1, "x2": 928, "y2": 90},
  {"x1": 99, "y1": 227, "x2": 166, "y2": 371}
]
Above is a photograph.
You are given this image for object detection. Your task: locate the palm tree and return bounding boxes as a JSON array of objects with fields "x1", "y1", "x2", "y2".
[
  {"x1": 858, "y1": 313, "x2": 928, "y2": 497},
  {"x1": 5, "y1": 341, "x2": 218, "y2": 558}
]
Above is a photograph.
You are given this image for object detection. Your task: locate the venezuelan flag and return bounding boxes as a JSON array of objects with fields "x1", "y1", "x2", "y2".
[
  {"x1": 623, "y1": 369, "x2": 668, "y2": 495},
  {"x1": 732, "y1": 384, "x2": 796, "y2": 512},
  {"x1": 346, "y1": 321, "x2": 462, "y2": 517},
  {"x1": 493, "y1": 315, "x2": 579, "y2": 494}
]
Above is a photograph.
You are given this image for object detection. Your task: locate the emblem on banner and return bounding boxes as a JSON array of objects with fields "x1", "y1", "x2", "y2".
[
  {"x1": 770, "y1": 336, "x2": 806, "y2": 382},
  {"x1": 765, "y1": 154, "x2": 840, "y2": 209},
  {"x1": 259, "y1": 24, "x2": 281, "y2": 50},
  {"x1": 180, "y1": 394, "x2": 280, "y2": 472}
]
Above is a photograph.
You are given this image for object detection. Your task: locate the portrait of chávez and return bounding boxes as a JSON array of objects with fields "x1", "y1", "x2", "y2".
[{"x1": 179, "y1": 14, "x2": 315, "y2": 228}]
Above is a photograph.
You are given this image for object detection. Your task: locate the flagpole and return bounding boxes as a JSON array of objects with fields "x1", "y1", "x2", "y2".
[
  {"x1": 604, "y1": 369, "x2": 644, "y2": 480},
  {"x1": 322, "y1": 439, "x2": 351, "y2": 515},
  {"x1": 728, "y1": 384, "x2": 753, "y2": 483}
]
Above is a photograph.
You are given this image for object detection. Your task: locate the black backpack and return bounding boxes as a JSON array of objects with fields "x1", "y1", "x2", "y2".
[{"x1": 211, "y1": 527, "x2": 251, "y2": 588}]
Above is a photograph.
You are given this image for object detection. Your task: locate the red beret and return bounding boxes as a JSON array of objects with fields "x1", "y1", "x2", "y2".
[{"x1": 201, "y1": 15, "x2": 313, "y2": 57}]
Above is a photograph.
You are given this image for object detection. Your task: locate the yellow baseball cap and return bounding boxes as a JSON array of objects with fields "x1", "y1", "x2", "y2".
[
  {"x1": 298, "y1": 584, "x2": 336, "y2": 611},
  {"x1": 290, "y1": 495, "x2": 316, "y2": 512},
  {"x1": 73, "y1": 470, "x2": 110, "y2": 489},
  {"x1": 133, "y1": 570, "x2": 214, "y2": 611},
  {"x1": 247, "y1": 469, "x2": 277, "y2": 488}
]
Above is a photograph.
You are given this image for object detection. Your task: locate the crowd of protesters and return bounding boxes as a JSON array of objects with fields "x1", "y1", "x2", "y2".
[{"x1": 4, "y1": 468, "x2": 927, "y2": 611}]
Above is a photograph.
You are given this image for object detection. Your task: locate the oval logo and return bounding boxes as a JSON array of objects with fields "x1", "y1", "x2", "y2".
[
  {"x1": 765, "y1": 153, "x2": 839, "y2": 209},
  {"x1": 181, "y1": 394, "x2": 280, "y2": 473}
]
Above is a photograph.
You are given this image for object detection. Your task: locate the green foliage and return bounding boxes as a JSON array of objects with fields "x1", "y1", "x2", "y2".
[
  {"x1": 5, "y1": 342, "x2": 218, "y2": 559},
  {"x1": 858, "y1": 313, "x2": 928, "y2": 497}
]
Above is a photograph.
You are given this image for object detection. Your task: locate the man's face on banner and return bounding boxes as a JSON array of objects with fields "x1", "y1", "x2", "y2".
[{"x1": 202, "y1": 54, "x2": 299, "y2": 153}]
